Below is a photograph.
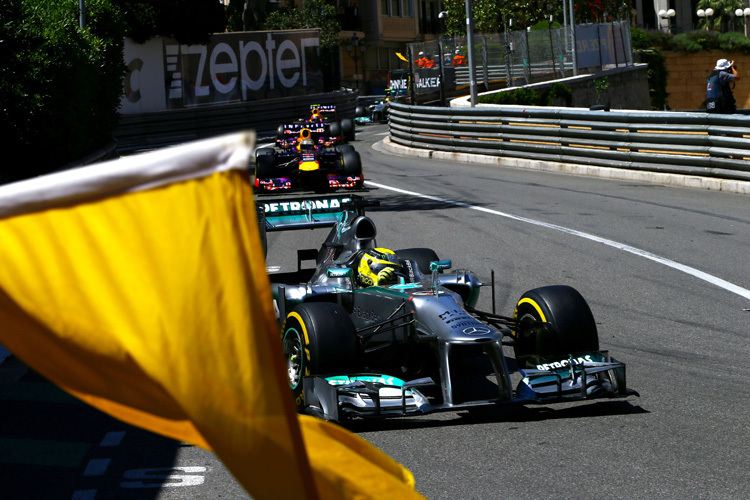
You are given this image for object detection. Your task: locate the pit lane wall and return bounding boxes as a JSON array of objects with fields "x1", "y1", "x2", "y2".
[
  {"x1": 115, "y1": 30, "x2": 355, "y2": 151},
  {"x1": 387, "y1": 100, "x2": 750, "y2": 192}
]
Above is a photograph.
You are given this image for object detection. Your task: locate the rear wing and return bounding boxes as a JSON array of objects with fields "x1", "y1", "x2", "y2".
[{"x1": 258, "y1": 194, "x2": 378, "y2": 232}]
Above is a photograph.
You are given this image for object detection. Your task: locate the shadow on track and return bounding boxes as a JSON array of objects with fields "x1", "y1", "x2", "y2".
[{"x1": 341, "y1": 400, "x2": 648, "y2": 434}]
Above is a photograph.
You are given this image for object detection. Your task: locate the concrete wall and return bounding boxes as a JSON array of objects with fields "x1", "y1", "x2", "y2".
[{"x1": 663, "y1": 50, "x2": 750, "y2": 111}]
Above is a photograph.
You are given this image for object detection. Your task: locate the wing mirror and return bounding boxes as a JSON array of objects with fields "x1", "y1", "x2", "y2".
[{"x1": 429, "y1": 259, "x2": 451, "y2": 295}]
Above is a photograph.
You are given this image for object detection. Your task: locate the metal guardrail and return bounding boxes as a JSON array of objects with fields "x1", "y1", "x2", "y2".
[
  {"x1": 114, "y1": 90, "x2": 357, "y2": 152},
  {"x1": 387, "y1": 102, "x2": 750, "y2": 181}
]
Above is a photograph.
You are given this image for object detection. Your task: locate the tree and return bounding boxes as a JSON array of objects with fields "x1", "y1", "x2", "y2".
[
  {"x1": 696, "y1": 0, "x2": 745, "y2": 32},
  {"x1": 113, "y1": 0, "x2": 227, "y2": 45},
  {"x1": 0, "y1": 0, "x2": 126, "y2": 182},
  {"x1": 263, "y1": 0, "x2": 340, "y2": 48}
]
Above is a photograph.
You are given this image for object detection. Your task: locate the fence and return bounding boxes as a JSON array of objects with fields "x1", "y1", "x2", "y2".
[
  {"x1": 407, "y1": 22, "x2": 632, "y2": 96},
  {"x1": 387, "y1": 101, "x2": 750, "y2": 182}
]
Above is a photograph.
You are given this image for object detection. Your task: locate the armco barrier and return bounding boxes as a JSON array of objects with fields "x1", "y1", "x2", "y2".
[
  {"x1": 387, "y1": 101, "x2": 750, "y2": 182},
  {"x1": 114, "y1": 90, "x2": 357, "y2": 152}
]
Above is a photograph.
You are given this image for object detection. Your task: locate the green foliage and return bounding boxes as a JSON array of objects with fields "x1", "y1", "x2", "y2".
[
  {"x1": 696, "y1": 0, "x2": 745, "y2": 32},
  {"x1": 263, "y1": 0, "x2": 340, "y2": 48},
  {"x1": 667, "y1": 34, "x2": 703, "y2": 53},
  {"x1": 542, "y1": 82, "x2": 572, "y2": 106},
  {"x1": 478, "y1": 87, "x2": 541, "y2": 105},
  {"x1": 633, "y1": 27, "x2": 750, "y2": 55},
  {"x1": 635, "y1": 49, "x2": 669, "y2": 110},
  {"x1": 530, "y1": 20, "x2": 563, "y2": 31},
  {"x1": 593, "y1": 76, "x2": 610, "y2": 104},
  {"x1": 0, "y1": 0, "x2": 126, "y2": 182},
  {"x1": 113, "y1": 0, "x2": 226, "y2": 45},
  {"x1": 718, "y1": 31, "x2": 750, "y2": 54}
]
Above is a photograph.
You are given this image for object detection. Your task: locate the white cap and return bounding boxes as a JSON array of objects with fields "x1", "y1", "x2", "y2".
[{"x1": 715, "y1": 59, "x2": 731, "y2": 70}]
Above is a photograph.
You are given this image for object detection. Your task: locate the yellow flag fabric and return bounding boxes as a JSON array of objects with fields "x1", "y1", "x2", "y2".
[
  {"x1": 396, "y1": 52, "x2": 409, "y2": 62},
  {"x1": 0, "y1": 132, "x2": 425, "y2": 500}
]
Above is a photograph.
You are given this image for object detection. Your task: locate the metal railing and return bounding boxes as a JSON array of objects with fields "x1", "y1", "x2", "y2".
[{"x1": 387, "y1": 102, "x2": 750, "y2": 181}]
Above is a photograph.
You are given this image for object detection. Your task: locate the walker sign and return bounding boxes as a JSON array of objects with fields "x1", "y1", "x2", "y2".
[{"x1": 121, "y1": 30, "x2": 322, "y2": 114}]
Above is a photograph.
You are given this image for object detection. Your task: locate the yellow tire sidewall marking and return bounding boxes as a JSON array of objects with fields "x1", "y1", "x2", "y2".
[{"x1": 516, "y1": 297, "x2": 547, "y2": 322}]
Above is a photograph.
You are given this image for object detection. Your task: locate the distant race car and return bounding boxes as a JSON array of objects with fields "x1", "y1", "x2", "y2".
[
  {"x1": 259, "y1": 194, "x2": 639, "y2": 422},
  {"x1": 355, "y1": 93, "x2": 392, "y2": 124},
  {"x1": 278, "y1": 104, "x2": 355, "y2": 144},
  {"x1": 254, "y1": 128, "x2": 363, "y2": 193}
]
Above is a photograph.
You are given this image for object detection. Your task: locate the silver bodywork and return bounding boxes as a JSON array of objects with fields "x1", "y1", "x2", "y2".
[{"x1": 264, "y1": 194, "x2": 637, "y2": 422}]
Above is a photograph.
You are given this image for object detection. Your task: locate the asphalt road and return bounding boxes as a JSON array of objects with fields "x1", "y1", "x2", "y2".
[{"x1": 1, "y1": 123, "x2": 748, "y2": 499}]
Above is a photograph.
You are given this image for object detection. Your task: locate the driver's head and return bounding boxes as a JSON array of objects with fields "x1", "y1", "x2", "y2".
[
  {"x1": 300, "y1": 138, "x2": 315, "y2": 152},
  {"x1": 358, "y1": 248, "x2": 401, "y2": 286}
]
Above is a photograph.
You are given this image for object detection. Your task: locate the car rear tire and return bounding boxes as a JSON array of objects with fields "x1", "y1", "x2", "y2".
[
  {"x1": 342, "y1": 150, "x2": 363, "y2": 183},
  {"x1": 335, "y1": 144, "x2": 355, "y2": 154},
  {"x1": 281, "y1": 303, "x2": 360, "y2": 412},
  {"x1": 255, "y1": 153, "x2": 275, "y2": 180},
  {"x1": 512, "y1": 285, "x2": 599, "y2": 369},
  {"x1": 355, "y1": 105, "x2": 367, "y2": 117},
  {"x1": 341, "y1": 118, "x2": 355, "y2": 141},
  {"x1": 328, "y1": 121, "x2": 342, "y2": 140},
  {"x1": 276, "y1": 124, "x2": 285, "y2": 140}
]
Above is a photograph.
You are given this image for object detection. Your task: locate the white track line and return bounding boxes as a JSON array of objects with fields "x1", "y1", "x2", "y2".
[{"x1": 366, "y1": 181, "x2": 750, "y2": 301}]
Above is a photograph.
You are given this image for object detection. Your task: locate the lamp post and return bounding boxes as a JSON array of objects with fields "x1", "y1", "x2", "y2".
[
  {"x1": 658, "y1": 8, "x2": 675, "y2": 33},
  {"x1": 697, "y1": 8, "x2": 714, "y2": 31},
  {"x1": 438, "y1": 11, "x2": 448, "y2": 106},
  {"x1": 735, "y1": 8, "x2": 750, "y2": 37},
  {"x1": 345, "y1": 33, "x2": 365, "y2": 94}
]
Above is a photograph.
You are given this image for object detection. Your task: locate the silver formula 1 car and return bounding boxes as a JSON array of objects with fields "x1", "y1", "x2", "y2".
[{"x1": 260, "y1": 194, "x2": 638, "y2": 422}]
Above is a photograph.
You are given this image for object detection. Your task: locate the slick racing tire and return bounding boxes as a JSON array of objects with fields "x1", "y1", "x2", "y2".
[
  {"x1": 372, "y1": 110, "x2": 383, "y2": 123},
  {"x1": 276, "y1": 124, "x2": 285, "y2": 140},
  {"x1": 335, "y1": 144, "x2": 355, "y2": 154},
  {"x1": 341, "y1": 118, "x2": 355, "y2": 141},
  {"x1": 355, "y1": 105, "x2": 367, "y2": 117},
  {"x1": 328, "y1": 121, "x2": 342, "y2": 140},
  {"x1": 395, "y1": 248, "x2": 440, "y2": 276},
  {"x1": 255, "y1": 153, "x2": 275, "y2": 181},
  {"x1": 512, "y1": 285, "x2": 599, "y2": 369},
  {"x1": 342, "y1": 150, "x2": 363, "y2": 181},
  {"x1": 281, "y1": 303, "x2": 359, "y2": 412}
]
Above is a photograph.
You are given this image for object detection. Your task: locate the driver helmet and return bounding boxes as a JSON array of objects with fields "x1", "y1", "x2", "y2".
[
  {"x1": 300, "y1": 138, "x2": 315, "y2": 152},
  {"x1": 358, "y1": 248, "x2": 401, "y2": 286}
]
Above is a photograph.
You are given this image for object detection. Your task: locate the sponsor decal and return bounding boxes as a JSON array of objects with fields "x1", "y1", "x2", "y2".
[
  {"x1": 536, "y1": 355, "x2": 594, "y2": 371},
  {"x1": 462, "y1": 325, "x2": 491, "y2": 336},
  {"x1": 164, "y1": 31, "x2": 320, "y2": 105},
  {"x1": 353, "y1": 305, "x2": 381, "y2": 322},
  {"x1": 449, "y1": 320, "x2": 482, "y2": 330},
  {"x1": 438, "y1": 309, "x2": 463, "y2": 321},
  {"x1": 389, "y1": 78, "x2": 408, "y2": 90},
  {"x1": 402, "y1": 259, "x2": 417, "y2": 283},
  {"x1": 326, "y1": 375, "x2": 404, "y2": 387},
  {"x1": 264, "y1": 197, "x2": 352, "y2": 213}
]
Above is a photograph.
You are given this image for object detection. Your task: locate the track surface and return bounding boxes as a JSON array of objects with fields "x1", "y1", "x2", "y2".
[{"x1": 1, "y1": 124, "x2": 748, "y2": 499}]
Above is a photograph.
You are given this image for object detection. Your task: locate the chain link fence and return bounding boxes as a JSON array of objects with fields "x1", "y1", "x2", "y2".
[{"x1": 403, "y1": 22, "x2": 632, "y2": 102}]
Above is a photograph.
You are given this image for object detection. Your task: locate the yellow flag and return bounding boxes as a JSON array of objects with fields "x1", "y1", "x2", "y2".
[
  {"x1": 0, "y1": 132, "x2": 425, "y2": 500},
  {"x1": 396, "y1": 52, "x2": 409, "y2": 62}
]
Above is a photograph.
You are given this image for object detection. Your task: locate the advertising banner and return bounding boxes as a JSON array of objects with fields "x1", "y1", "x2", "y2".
[
  {"x1": 121, "y1": 30, "x2": 322, "y2": 114},
  {"x1": 575, "y1": 23, "x2": 628, "y2": 69}
]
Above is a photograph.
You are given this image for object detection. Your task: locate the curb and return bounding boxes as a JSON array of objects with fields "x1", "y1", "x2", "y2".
[{"x1": 379, "y1": 136, "x2": 750, "y2": 196}]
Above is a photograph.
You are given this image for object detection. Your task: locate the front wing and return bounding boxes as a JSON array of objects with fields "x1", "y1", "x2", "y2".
[{"x1": 301, "y1": 354, "x2": 638, "y2": 422}]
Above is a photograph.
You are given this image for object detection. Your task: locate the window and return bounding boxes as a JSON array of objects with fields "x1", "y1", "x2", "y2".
[{"x1": 381, "y1": 0, "x2": 413, "y2": 17}]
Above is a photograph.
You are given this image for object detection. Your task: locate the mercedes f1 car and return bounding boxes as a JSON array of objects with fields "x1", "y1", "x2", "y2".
[
  {"x1": 260, "y1": 195, "x2": 638, "y2": 422},
  {"x1": 355, "y1": 94, "x2": 391, "y2": 124},
  {"x1": 254, "y1": 127, "x2": 363, "y2": 192}
]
